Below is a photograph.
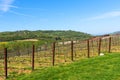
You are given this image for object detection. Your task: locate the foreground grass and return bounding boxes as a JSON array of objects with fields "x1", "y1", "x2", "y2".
[{"x1": 8, "y1": 53, "x2": 120, "y2": 80}]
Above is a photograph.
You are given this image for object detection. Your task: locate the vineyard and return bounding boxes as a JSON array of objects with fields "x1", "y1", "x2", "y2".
[{"x1": 0, "y1": 35, "x2": 120, "y2": 80}]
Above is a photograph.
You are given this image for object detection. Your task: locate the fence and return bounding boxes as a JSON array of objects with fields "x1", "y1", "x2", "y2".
[{"x1": 0, "y1": 35, "x2": 120, "y2": 80}]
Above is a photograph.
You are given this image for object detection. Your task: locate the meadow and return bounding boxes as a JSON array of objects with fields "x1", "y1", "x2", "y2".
[
  {"x1": 0, "y1": 35, "x2": 120, "y2": 80},
  {"x1": 10, "y1": 52, "x2": 120, "y2": 80}
]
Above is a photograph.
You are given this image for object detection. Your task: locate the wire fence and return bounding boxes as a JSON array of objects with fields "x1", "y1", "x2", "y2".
[{"x1": 0, "y1": 35, "x2": 120, "y2": 79}]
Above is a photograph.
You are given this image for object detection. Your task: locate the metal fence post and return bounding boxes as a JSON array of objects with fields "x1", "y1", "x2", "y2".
[
  {"x1": 4, "y1": 48, "x2": 7, "y2": 79},
  {"x1": 32, "y1": 45, "x2": 35, "y2": 70},
  {"x1": 71, "y1": 41, "x2": 74, "y2": 61},
  {"x1": 87, "y1": 40, "x2": 90, "y2": 58},
  {"x1": 108, "y1": 37, "x2": 111, "y2": 53},
  {"x1": 98, "y1": 38, "x2": 101, "y2": 55},
  {"x1": 52, "y1": 42, "x2": 55, "y2": 66}
]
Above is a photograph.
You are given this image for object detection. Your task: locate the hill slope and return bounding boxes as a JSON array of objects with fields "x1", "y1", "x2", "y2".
[
  {"x1": 111, "y1": 31, "x2": 120, "y2": 35},
  {"x1": 0, "y1": 30, "x2": 92, "y2": 42},
  {"x1": 8, "y1": 53, "x2": 120, "y2": 80}
]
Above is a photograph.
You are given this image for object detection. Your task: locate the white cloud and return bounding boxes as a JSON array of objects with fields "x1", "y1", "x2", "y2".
[
  {"x1": 9, "y1": 10, "x2": 35, "y2": 17},
  {"x1": 87, "y1": 11, "x2": 120, "y2": 20},
  {"x1": 0, "y1": 0, "x2": 34, "y2": 17},
  {"x1": 0, "y1": 0, "x2": 16, "y2": 12}
]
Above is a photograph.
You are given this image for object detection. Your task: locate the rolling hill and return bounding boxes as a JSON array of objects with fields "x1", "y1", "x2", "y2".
[{"x1": 0, "y1": 30, "x2": 92, "y2": 42}]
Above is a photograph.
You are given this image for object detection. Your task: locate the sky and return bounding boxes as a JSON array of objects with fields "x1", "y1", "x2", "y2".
[{"x1": 0, "y1": 0, "x2": 120, "y2": 35}]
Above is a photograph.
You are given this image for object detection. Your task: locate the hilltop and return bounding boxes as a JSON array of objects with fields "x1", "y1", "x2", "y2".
[{"x1": 0, "y1": 30, "x2": 92, "y2": 42}]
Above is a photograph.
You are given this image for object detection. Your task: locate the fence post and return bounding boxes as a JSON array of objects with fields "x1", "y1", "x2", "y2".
[
  {"x1": 98, "y1": 38, "x2": 101, "y2": 56},
  {"x1": 4, "y1": 48, "x2": 7, "y2": 79},
  {"x1": 108, "y1": 37, "x2": 111, "y2": 53},
  {"x1": 87, "y1": 40, "x2": 90, "y2": 58},
  {"x1": 32, "y1": 45, "x2": 35, "y2": 70},
  {"x1": 52, "y1": 42, "x2": 55, "y2": 66},
  {"x1": 71, "y1": 41, "x2": 74, "y2": 61}
]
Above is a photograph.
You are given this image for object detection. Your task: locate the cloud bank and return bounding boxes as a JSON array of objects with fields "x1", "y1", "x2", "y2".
[{"x1": 0, "y1": 0, "x2": 16, "y2": 12}]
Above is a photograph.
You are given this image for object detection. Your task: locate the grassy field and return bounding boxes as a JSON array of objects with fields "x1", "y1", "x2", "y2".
[
  {"x1": 7, "y1": 52, "x2": 120, "y2": 80},
  {"x1": 0, "y1": 41, "x2": 89, "y2": 80},
  {"x1": 0, "y1": 36, "x2": 120, "y2": 80}
]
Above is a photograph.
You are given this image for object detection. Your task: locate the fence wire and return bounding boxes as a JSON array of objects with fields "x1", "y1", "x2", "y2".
[
  {"x1": 35, "y1": 44, "x2": 53, "y2": 68},
  {"x1": 7, "y1": 45, "x2": 32, "y2": 77},
  {"x1": 74, "y1": 40, "x2": 88, "y2": 60},
  {"x1": 89, "y1": 39, "x2": 99, "y2": 57}
]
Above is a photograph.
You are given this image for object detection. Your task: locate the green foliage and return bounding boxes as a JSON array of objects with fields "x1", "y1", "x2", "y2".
[
  {"x1": 8, "y1": 53, "x2": 120, "y2": 80},
  {"x1": 0, "y1": 30, "x2": 92, "y2": 42}
]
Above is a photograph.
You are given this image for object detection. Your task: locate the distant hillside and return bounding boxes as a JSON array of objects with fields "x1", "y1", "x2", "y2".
[
  {"x1": 111, "y1": 31, "x2": 120, "y2": 35},
  {"x1": 0, "y1": 30, "x2": 92, "y2": 42}
]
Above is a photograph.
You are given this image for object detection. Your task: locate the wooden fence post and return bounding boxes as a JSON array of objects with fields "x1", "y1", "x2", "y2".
[
  {"x1": 98, "y1": 38, "x2": 101, "y2": 55},
  {"x1": 71, "y1": 41, "x2": 74, "y2": 61},
  {"x1": 32, "y1": 45, "x2": 35, "y2": 70},
  {"x1": 4, "y1": 48, "x2": 7, "y2": 79},
  {"x1": 87, "y1": 40, "x2": 90, "y2": 58},
  {"x1": 52, "y1": 42, "x2": 55, "y2": 66},
  {"x1": 108, "y1": 37, "x2": 111, "y2": 53}
]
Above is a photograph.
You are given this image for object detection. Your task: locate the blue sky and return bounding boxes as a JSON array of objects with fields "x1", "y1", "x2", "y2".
[{"x1": 0, "y1": 0, "x2": 120, "y2": 35}]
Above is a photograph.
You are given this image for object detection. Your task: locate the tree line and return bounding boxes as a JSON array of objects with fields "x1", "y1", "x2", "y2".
[{"x1": 0, "y1": 30, "x2": 92, "y2": 42}]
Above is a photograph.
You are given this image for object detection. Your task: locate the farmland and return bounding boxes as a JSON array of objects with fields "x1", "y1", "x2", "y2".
[
  {"x1": 1, "y1": 0, "x2": 120, "y2": 80},
  {"x1": 0, "y1": 31, "x2": 120, "y2": 80}
]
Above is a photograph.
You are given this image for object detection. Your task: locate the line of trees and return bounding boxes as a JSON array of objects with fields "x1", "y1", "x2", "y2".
[{"x1": 0, "y1": 30, "x2": 92, "y2": 41}]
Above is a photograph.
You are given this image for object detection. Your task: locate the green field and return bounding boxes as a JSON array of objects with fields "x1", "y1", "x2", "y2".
[
  {"x1": 0, "y1": 35, "x2": 120, "y2": 80},
  {"x1": 7, "y1": 53, "x2": 120, "y2": 80}
]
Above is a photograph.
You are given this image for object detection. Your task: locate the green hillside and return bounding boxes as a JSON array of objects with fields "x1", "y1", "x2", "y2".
[
  {"x1": 0, "y1": 30, "x2": 92, "y2": 42},
  {"x1": 8, "y1": 53, "x2": 120, "y2": 80}
]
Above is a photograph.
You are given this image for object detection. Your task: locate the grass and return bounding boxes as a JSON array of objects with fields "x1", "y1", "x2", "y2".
[{"x1": 7, "y1": 52, "x2": 120, "y2": 80}]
